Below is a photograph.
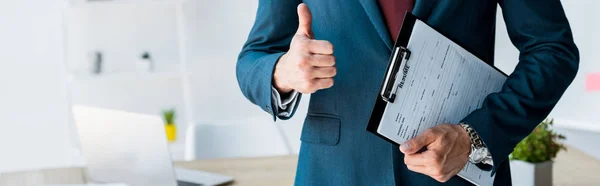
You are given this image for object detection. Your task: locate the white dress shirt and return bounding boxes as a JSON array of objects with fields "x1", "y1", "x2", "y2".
[{"x1": 271, "y1": 86, "x2": 299, "y2": 117}]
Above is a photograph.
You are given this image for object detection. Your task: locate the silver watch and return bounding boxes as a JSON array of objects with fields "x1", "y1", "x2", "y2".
[{"x1": 458, "y1": 123, "x2": 493, "y2": 166}]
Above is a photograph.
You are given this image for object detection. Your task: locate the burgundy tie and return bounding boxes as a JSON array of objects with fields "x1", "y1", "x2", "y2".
[{"x1": 377, "y1": 0, "x2": 415, "y2": 41}]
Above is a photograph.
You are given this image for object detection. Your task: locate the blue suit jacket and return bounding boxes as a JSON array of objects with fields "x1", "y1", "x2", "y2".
[{"x1": 237, "y1": 0, "x2": 578, "y2": 185}]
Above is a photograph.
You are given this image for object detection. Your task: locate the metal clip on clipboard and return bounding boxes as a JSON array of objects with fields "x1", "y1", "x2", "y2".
[{"x1": 380, "y1": 46, "x2": 411, "y2": 103}]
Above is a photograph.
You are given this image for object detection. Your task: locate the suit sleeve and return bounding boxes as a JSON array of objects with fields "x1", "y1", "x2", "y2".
[
  {"x1": 461, "y1": 0, "x2": 579, "y2": 174},
  {"x1": 236, "y1": 0, "x2": 303, "y2": 121}
]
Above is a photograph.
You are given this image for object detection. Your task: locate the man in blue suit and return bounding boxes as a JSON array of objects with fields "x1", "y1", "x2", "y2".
[{"x1": 237, "y1": 0, "x2": 578, "y2": 185}]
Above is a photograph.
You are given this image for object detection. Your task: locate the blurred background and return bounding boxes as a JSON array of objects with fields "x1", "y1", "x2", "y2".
[{"x1": 0, "y1": 0, "x2": 597, "y2": 185}]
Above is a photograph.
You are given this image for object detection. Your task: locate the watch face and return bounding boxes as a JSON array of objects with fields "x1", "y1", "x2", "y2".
[{"x1": 470, "y1": 147, "x2": 487, "y2": 163}]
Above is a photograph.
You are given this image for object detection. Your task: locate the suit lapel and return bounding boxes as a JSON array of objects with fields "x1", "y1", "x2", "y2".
[
  {"x1": 358, "y1": 0, "x2": 437, "y2": 51},
  {"x1": 358, "y1": 0, "x2": 392, "y2": 51}
]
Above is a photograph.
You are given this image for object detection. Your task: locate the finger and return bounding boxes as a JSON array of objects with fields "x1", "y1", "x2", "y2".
[
  {"x1": 403, "y1": 153, "x2": 430, "y2": 166},
  {"x1": 309, "y1": 55, "x2": 335, "y2": 67},
  {"x1": 407, "y1": 164, "x2": 446, "y2": 182},
  {"x1": 408, "y1": 157, "x2": 452, "y2": 183},
  {"x1": 296, "y1": 3, "x2": 313, "y2": 38},
  {"x1": 400, "y1": 129, "x2": 437, "y2": 154},
  {"x1": 406, "y1": 165, "x2": 428, "y2": 175},
  {"x1": 307, "y1": 40, "x2": 334, "y2": 55},
  {"x1": 310, "y1": 66, "x2": 337, "y2": 78},
  {"x1": 313, "y1": 78, "x2": 334, "y2": 90}
]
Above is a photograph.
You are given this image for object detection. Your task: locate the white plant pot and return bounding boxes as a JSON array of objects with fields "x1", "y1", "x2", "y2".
[{"x1": 510, "y1": 160, "x2": 553, "y2": 186}]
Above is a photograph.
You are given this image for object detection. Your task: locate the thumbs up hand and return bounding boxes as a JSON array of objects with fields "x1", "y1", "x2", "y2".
[{"x1": 273, "y1": 3, "x2": 336, "y2": 94}]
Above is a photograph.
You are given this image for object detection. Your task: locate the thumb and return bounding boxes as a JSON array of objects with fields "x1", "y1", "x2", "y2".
[
  {"x1": 296, "y1": 3, "x2": 313, "y2": 38},
  {"x1": 400, "y1": 132, "x2": 436, "y2": 154}
]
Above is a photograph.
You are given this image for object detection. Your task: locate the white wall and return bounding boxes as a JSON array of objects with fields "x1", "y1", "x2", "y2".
[
  {"x1": 66, "y1": 2, "x2": 181, "y2": 75},
  {"x1": 0, "y1": 0, "x2": 76, "y2": 173},
  {"x1": 494, "y1": 0, "x2": 600, "y2": 130}
]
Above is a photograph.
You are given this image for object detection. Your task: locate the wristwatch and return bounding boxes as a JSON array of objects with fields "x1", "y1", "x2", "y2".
[{"x1": 458, "y1": 123, "x2": 493, "y2": 170}]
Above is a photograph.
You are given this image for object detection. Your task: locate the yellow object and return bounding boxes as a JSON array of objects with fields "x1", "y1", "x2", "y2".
[{"x1": 165, "y1": 124, "x2": 176, "y2": 142}]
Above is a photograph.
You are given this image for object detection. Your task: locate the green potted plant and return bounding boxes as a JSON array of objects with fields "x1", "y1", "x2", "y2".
[
  {"x1": 509, "y1": 119, "x2": 566, "y2": 186},
  {"x1": 162, "y1": 109, "x2": 177, "y2": 142}
]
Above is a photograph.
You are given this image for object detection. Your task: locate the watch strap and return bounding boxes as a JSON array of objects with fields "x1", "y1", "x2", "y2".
[
  {"x1": 459, "y1": 123, "x2": 493, "y2": 168},
  {"x1": 458, "y1": 123, "x2": 485, "y2": 148}
]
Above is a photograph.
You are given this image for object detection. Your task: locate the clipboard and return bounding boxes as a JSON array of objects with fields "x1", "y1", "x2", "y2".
[
  {"x1": 366, "y1": 12, "x2": 418, "y2": 145},
  {"x1": 366, "y1": 12, "x2": 508, "y2": 186},
  {"x1": 366, "y1": 12, "x2": 414, "y2": 144}
]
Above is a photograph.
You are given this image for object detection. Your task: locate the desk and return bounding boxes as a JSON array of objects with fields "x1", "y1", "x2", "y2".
[
  {"x1": 0, "y1": 156, "x2": 297, "y2": 186},
  {"x1": 2, "y1": 147, "x2": 599, "y2": 186},
  {"x1": 174, "y1": 156, "x2": 297, "y2": 186}
]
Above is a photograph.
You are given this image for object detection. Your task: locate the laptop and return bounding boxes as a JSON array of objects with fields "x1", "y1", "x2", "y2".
[{"x1": 72, "y1": 105, "x2": 234, "y2": 186}]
